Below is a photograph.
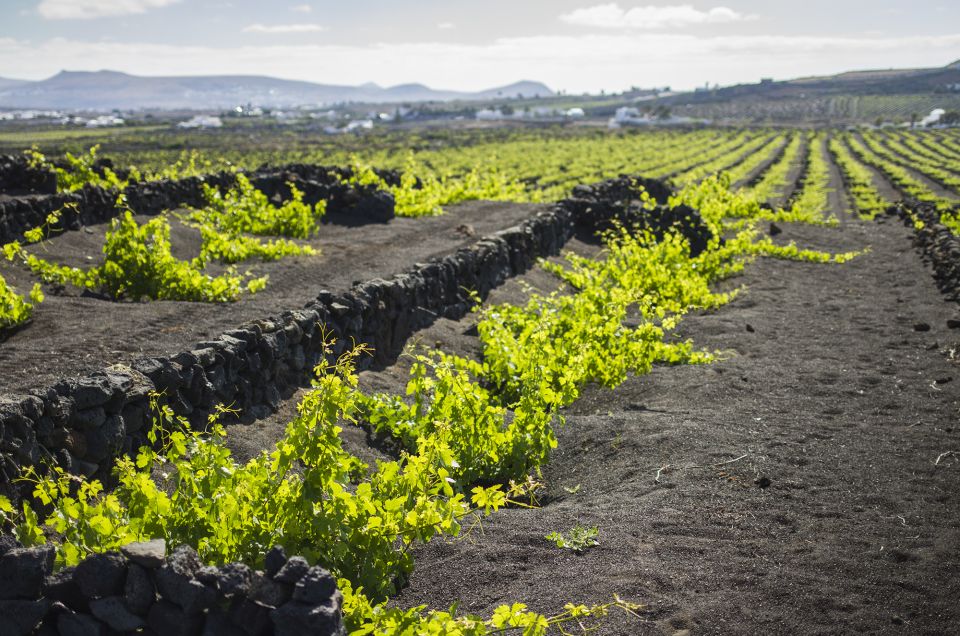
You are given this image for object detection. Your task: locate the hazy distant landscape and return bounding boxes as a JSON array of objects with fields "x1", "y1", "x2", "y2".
[
  {"x1": 2, "y1": 59, "x2": 959, "y2": 127},
  {"x1": 2, "y1": 3, "x2": 960, "y2": 636},
  {"x1": 0, "y1": 69, "x2": 553, "y2": 110}
]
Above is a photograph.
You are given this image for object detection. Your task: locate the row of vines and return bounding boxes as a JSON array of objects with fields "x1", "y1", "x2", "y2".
[{"x1": 1, "y1": 173, "x2": 859, "y2": 634}]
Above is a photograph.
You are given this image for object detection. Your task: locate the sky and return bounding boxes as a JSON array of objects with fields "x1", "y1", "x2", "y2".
[{"x1": 0, "y1": 1, "x2": 959, "y2": 93}]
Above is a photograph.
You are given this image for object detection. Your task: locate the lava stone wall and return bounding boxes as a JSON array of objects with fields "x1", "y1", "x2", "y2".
[
  {"x1": 0, "y1": 538, "x2": 345, "y2": 636},
  {"x1": 0, "y1": 164, "x2": 397, "y2": 246},
  {"x1": 0, "y1": 177, "x2": 712, "y2": 635},
  {"x1": 0, "y1": 155, "x2": 57, "y2": 196},
  {"x1": 897, "y1": 200, "x2": 960, "y2": 302},
  {"x1": 0, "y1": 177, "x2": 703, "y2": 503}
]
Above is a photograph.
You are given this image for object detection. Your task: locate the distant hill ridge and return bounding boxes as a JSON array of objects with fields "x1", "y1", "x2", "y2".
[
  {"x1": 0, "y1": 70, "x2": 553, "y2": 110},
  {"x1": 662, "y1": 60, "x2": 960, "y2": 107}
]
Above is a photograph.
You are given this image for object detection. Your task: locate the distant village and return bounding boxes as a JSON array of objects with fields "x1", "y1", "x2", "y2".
[{"x1": 1, "y1": 92, "x2": 958, "y2": 132}]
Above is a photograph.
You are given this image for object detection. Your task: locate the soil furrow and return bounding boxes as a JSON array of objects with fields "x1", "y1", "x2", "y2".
[{"x1": 377, "y1": 217, "x2": 960, "y2": 635}]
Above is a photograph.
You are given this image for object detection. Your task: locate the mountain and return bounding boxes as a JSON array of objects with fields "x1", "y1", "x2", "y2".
[
  {"x1": 665, "y1": 60, "x2": 960, "y2": 106},
  {"x1": 647, "y1": 59, "x2": 960, "y2": 124},
  {"x1": 0, "y1": 70, "x2": 553, "y2": 110},
  {"x1": 0, "y1": 77, "x2": 31, "y2": 91}
]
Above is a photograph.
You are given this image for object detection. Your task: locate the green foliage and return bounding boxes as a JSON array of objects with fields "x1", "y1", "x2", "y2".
[
  {"x1": 192, "y1": 174, "x2": 325, "y2": 239},
  {"x1": 5, "y1": 175, "x2": 862, "y2": 635},
  {"x1": 4, "y1": 198, "x2": 263, "y2": 302},
  {"x1": 145, "y1": 150, "x2": 231, "y2": 181},
  {"x1": 545, "y1": 525, "x2": 600, "y2": 552},
  {"x1": 782, "y1": 133, "x2": 837, "y2": 224},
  {"x1": 344, "y1": 155, "x2": 536, "y2": 217},
  {"x1": 845, "y1": 133, "x2": 953, "y2": 214},
  {"x1": 343, "y1": 589, "x2": 641, "y2": 636},
  {"x1": 183, "y1": 174, "x2": 322, "y2": 263},
  {"x1": 828, "y1": 136, "x2": 888, "y2": 219},
  {"x1": 25, "y1": 145, "x2": 138, "y2": 192},
  {"x1": 0, "y1": 275, "x2": 42, "y2": 332},
  {"x1": 24, "y1": 146, "x2": 232, "y2": 192},
  {"x1": 195, "y1": 224, "x2": 313, "y2": 264},
  {"x1": 359, "y1": 352, "x2": 558, "y2": 487},
  {"x1": 12, "y1": 344, "x2": 521, "y2": 607}
]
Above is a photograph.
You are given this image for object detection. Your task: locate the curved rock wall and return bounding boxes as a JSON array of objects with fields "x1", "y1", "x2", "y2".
[
  {"x1": 0, "y1": 177, "x2": 712, "y2": 503},
  {"x1": 0, "y1": 155, "x2": 57, "y2": 196},
  {"x1": 0, "y1": 164, "x2": 396, "y2": 246},
  {"x1": 897, "y1": 201, "x2": 960, "y2": 302},
  {"x1": 0, "y1": 539, "x2": 345, "y2": 636}
]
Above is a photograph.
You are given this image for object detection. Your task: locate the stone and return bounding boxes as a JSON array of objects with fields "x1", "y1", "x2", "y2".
[
  {"x1": 121, "y1": 403, "x2": 147, "y2": 433},
  {"x1": 44, "y1": 566, "x2": 86, "y2": 609},
  {"x1": 74, "y1": 551, "x2": 127, "y2": 599},
  {"x1": 248, "y1": 573, "x2": 291, "y2": 608},
  {"x1": 154, "y1": 545, "x2": 215, "y2": 615},
  {"x1": 191, "y1": 347, "x2": 218, "y2": 367},
  {"x1": 264, "y1": 545, "x2": 287, "y2": 578},
  {"x1": 69, "y1": 458, "x2": 100, "y2": 478},
  {"x1": 196, "y1": 565, "x2": 219, "y2": 586},
  {"x1": 0, "y1": 533, "x2": 19, "y2": 557},
  {"x1": 57, "y1": 612, "x2": 106, "y2": 636},
  {"x1": 68, "y1": 407, "x2": 106, "y2": 431},
  {"x1": 64, "y1": 430, "x2": 87, "y2": 457},
  {"x1": 202, "y1": 608, "x2": 247, "y2": 636},
  {"x1": 147, "y1": 600, "x2": 204, "y2": 636},
  {"x1": 273, "y1": 555, "x2": 309, "y2": 584},
  {"x1": 271, "y1": 598, "x2": 345, "y2": 636},
  {"x1": 120, "y1": 538, "x2": 166, "y2": 568},
  {"x1": 71, "y1": 376, "x2": 115, "y2": 410},
  {"x1": 0, "y1": 544, "x2": 55, "y2": 599},
  {"x1": 161, "y1": 543, "x2": 200, "y2": 576},
  {"x1": 228, "y1": 598, "x2": 272, "y2": 636},
  {"x1": 292, "y1": 566, "x2": 337, "y2": 605},
  {"x1": 90, "y1": 595, "x2": 145, "y2": 631},
  {"x1": 0, "y1": 598, "x2": 51, "y2": 636},
  {"x1": 216, "y1": 562, "x2": 253, "y2": 597},
  {"x1": 84, "y1": 414, "x2": 125, "y2": 462},
  {"x1": 123, "y1": 563, "x2": 155, "y2": 615}
]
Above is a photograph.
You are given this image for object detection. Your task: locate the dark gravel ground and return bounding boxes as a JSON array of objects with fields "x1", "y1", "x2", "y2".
[
  {"x1": 5, "y1": 151, "x2": 960, "y2": 634},
  {"x1": 0, "y1": 200, "x2": 546, "y2": 394},
  {"x1": 357, "y1": 214, "x2": 960, "y2": 635}
]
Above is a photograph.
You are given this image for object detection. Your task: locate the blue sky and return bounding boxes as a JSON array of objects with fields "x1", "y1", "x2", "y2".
[{"x1": 1, "y1": 1, "x2": 958, "y2": 91}]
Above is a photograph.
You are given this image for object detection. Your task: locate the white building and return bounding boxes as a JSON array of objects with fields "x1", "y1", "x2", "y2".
[
  {"x1": 921, "y1": 109, "x2": 946, "y2": 127},
  {"x1": 86, "y1": 115, "x2": 125, "y2": 128},
  {"x1": 177, "y1": 115, "x2": 223, "y2": 129},
  {"x1": 475, "y1": 109, "x2": 505, "y2": 121}
]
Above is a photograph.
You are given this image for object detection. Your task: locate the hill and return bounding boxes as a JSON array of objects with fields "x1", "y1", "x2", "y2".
[
  {"x1": 0, "y1": 71, "x2": 553, "y2": 110},
  {"x1": 658, "y1": 60, "x2": 960, "y2": 124},
  {"x1": 0, "y1": 77, "x2": 31, "y2": 91}
]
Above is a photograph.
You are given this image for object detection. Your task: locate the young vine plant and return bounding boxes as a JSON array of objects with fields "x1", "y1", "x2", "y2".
[{"x1": 0, "y1": 175, "x2": 861, "y2": 634}]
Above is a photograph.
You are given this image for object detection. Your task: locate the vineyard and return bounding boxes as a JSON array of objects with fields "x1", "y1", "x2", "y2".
[{"x1": 0, "y1": 124, "x2": 958, "y2": 636}]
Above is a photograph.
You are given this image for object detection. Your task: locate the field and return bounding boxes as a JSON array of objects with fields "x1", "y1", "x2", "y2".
[{"x1": 0, "y1": 122, "x2": 959, "y2": 635}]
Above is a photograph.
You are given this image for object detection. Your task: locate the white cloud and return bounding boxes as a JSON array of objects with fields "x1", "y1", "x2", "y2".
[
  {"x1": 2, "y1": 33, "x2": 959, "y2": 92},
  {"x1": 560, "y1": 3, "x2": 752, "y2": 29},
  {"x1": 242, "y1": 23, "x2": 326, "y2": 34},
  {"x1": 291, "y1": 4, "x2": 311, "y2": 12},
  {"x1": 37, "y1": 0, "x2": 181, "y2": 20},
  {"x1": 437, "y1": 22, "x2": 455, "y2": 30}
]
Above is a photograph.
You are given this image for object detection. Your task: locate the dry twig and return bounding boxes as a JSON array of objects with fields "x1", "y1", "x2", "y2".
[
  {"x1": 653, "y1": 453, "x2": 750, "y2": 483},
  {"x1": 934, "y1": 450, "x2": 958, "y2": 466}
]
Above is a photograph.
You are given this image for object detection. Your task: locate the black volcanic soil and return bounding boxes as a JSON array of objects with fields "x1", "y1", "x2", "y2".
[
  {"x1": 0, "y1": 200, "x2": 547, "y2": 394},
  {"x1": 354, "y1": 215, "x2": 960, "y2": 634},
  {"x1": 4, "y1": 150, "x2": 960, "y2": 634}
]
